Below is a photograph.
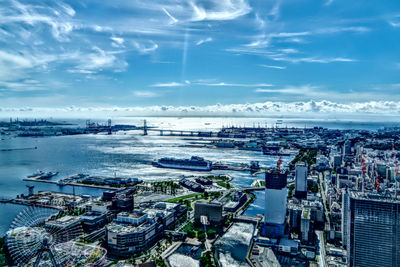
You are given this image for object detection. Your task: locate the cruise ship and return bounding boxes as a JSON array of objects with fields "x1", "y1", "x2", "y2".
[{"x1": 152, "y1": 156, "x2": 212, "y2": 171}]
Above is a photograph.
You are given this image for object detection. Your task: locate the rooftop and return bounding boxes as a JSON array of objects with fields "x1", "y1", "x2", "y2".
[
  {"x1": 350, "y1": 191, "x2": 400, "y2": 204},
  {"x1": 107, "y1": 221, "x2": 155, "y2": 234},
  {"x1": 45, "y1": 215, "x2": 82, "y2": 227}
]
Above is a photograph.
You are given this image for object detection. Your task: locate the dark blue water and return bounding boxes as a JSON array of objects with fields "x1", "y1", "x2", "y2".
[
  {"x1": 0, "y1": 129, "x2": 286, "y2": 236},
  {"x1": 243, "y1": 190, "x2": 265, "y2": 217}
]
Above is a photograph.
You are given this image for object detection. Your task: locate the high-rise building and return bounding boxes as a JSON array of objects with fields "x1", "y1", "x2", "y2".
[
  {"x1": 300, "y1": 208, "x2": 311, "y2": 242},
  {"x1": 341, "y1": 190, "x2": 350, "y2": 248},
  {"x1": 295, "y1": 162, "x2": 308, "y2": 198},
  {"x1": 264, "y1": 170, "x2": 288, "y2": 237},
  {"x1": 343, "y1": 140, "x2": 352, "y2": 156},
  {"x1": 344, "y1": 192, "x2": 400, "y2": 267}
]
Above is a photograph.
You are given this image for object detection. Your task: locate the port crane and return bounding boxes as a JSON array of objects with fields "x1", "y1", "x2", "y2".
[{"x1": 277, "y1": 156, "x2": 283, "y2": 172}]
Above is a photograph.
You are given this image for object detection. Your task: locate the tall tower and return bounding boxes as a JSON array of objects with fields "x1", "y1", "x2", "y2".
[
  {"x1": 264, "y1": 170, "x2": 288, "y2": 237},
  {"x1": 107, "y1": 119, "x2": 112, "y2": 135},
  {"x1": 295, "y1": 162, "x2": 308, "y2": 199},
  {"x1": 143, "y1": 120, "x2": 148, "y2": 136},
  {"x1": 341, "y1": 189, "x2": 350, "y2": 248},
  {"x1": 343, "y1": 139, "x2": 352, "y2": 156}
]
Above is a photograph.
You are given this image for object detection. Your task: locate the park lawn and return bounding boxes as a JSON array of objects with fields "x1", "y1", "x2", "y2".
[{"x1": 167, "y1": 193, "x2": 204, "y2": 203}]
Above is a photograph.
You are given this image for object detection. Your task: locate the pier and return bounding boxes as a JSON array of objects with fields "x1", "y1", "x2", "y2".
[{"x1": 23, "y1": 174, "x2": 121, "y2": 190}]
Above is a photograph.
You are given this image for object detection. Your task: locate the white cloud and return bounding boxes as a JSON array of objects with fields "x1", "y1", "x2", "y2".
[
  {"x1": 197, "y1": 82, "x2": 273, "y2": 87},
  {"x1": 73, "y1": 47, "x2": 128, "y2": 72},
  {"x1": 2, "y1": 0, "x2": 77, "y2": 42},
  {"x1": 133, "y1": 91, "x2": 159, "y2": 97},
  {"x1": 190, "y1": 0, "x2": 251, "y2": 21},
  {"x1": 315, "y1": 26, "x2": 370, "y2": 34},
  {"x1": 258, "y1": 64, "x2": 286, "y2": 69},
  {"x1": 150, "y1": 80, "x2": 273, "y2": 88},
  {"x1": 0, "y1": 50, "x2": 56, "y2": 81},
  {"x1": 162, "y1": 7, "x2": 178, "y2": 24},
  {"x1": 325, "y1": 0, "x2": 334, "y2": 6},
  {"x1": 268, "y1": 0, "x2": 282, "y2": 21},
  {"x1": 196, "y1": 37, "x2": 213, "y2": 46},
  {"x1": 4, "y1": 100, "x2": 400, "y2": 118},
  {"x1": 111, "y1": 37, "x2": 125, "y2": 48},
  {"x1": 268, "y1": 32, "x2": 310, "y2": 38},
  {"x1": 255, "y1": 85, "x2": 320, "y2": 95},
  {"x1": 132, "y1": 41, "x2": 158, "y2": 54},
  {"x1": 271, "y1": 56, "x2": 356, "y2": 64},
  {"x1": 151, "y1": 82, "x2": 184, "y2": 87}
]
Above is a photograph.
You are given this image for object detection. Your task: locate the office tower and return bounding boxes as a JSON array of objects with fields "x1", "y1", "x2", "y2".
[
  {"x1": 264, "y1": 170, "x2": 288, "y2": 237},
  {"x1": 300, "y1": 208, "x2": 311, "y2": 242},
  {"x1": 344, "y1": 192, "x2": 400, "y2": 267},
  {"x1": 343, "y1": 140, "x2": 352, "y2": 156},
  {"x1": 341, "y1": 190, "x2": 350, "y2": 248},
  {"x1": 295, "y1": 162, "x2": 308, "y2": 198}
]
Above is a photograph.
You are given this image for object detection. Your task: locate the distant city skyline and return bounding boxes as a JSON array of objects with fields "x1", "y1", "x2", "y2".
[{"x1": 1, "y1": 0, "x2": 400, "y2": 116}]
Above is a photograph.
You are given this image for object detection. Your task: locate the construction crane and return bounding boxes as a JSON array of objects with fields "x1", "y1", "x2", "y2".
[
  {"x1": 395, "y1": 160, "x2": 400, "y2": 198},
  {"x1": 277, "y1": 156, "x2": 283, "y2": 172},
  {"x1": 373, "y1": 160, "x2": 382, "y2": 191}
]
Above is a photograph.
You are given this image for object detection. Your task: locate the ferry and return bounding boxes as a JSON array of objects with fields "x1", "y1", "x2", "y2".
[{"x1": 152, "y1": 156, "x2": 212, "y2": 171}]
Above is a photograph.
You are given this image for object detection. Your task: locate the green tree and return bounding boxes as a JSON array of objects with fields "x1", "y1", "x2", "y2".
[
  {"x1": 197, "y1": 231, "x2": 206, "y2": 242},
  {"x1": 207, "y1": 229, "x2": 217, "y2": 239}
]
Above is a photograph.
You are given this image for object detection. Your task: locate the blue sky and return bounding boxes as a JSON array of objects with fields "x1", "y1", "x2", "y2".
[{"x1": 1, "y1": 0, "x2": 400, "y2": 116}]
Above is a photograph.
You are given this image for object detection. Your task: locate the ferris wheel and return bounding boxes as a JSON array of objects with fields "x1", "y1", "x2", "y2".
[{"x1": 5, "y1": 206, "x2": 85, "y2": 266}]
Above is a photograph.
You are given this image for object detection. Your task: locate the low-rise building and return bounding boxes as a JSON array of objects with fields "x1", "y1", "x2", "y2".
[
  {"x1": 106, "y1": 202, "x2": 186, "y2": 257},
  {"x1": 80, "y1": 211, "x2": 108, "y2": 232},
  {"x1": 224, "y1": 191, "x2": 247, "y2": 212},
  {"x1": 194, "y1": 201, "x2": 223, "y2": 224}
]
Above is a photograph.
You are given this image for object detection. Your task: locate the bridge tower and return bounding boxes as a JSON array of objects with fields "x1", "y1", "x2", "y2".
[
  {"x1": 143, "y1": 120, "x2": 148, "y2": 136},
  {"x1": 107, "y1": 119, "x2": 112, "y2": 135}
]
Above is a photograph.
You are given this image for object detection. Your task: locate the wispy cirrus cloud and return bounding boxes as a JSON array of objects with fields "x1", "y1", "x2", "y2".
[
  {"x1": 198, "y1": 82, "x2": 273, "y2": 87},
  {"x1": 271, "y1": 56, "x2": 356, "y2": 64},
  {"x1": 151, "y1": 82, "x2": 184, "y2": 87},
  {"x1": 325, "y1": 0, "x2": 335, "y2": 6},
  {"x1": 258, "y1": 64, "x2": 286, "y2": 69},
  {"x1": 133, "y1": 90, "x2": 160, "y2": 97},
  {"x1": 111, "y1": 37, "x2": 125, "y2": 48},
  {"x1": 190, "y1": 0, "x2": 251, "y2": 21},
  {"x1": 162, "y1": 7, "x2": 178, "y2": 24},
  {"x1": 0, "y1": 0, "x2": 398, "y2": 110},
  {"x1": 255, "y1": 84, "x2": 321, "y2": 95},
  {"x1": 196, "y1": 37, "x2": 213, "y2": 46},
  {"x1": 150, "y1": 80, "x2": 273, "y2": 88}
]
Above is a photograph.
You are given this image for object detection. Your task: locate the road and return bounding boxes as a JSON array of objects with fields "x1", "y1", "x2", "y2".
[
  {"x1": 316, "y1": 230, "x2": 327, "y2": 267},
  {"x1": 318, "y1": 172, "x2": 331, "y2": 227}
]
